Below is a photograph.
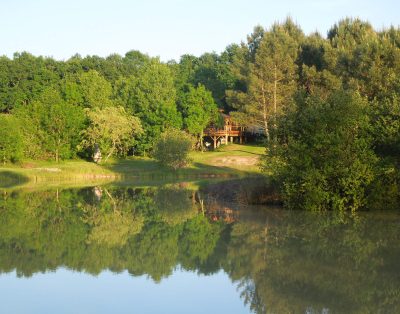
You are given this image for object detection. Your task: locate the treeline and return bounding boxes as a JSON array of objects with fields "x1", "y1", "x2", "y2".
[
  {"x1": 0, "y1": 50, "x2": 221, "y2": 161},
  {"x1": 0, "y1": 17, "x2": 399, "y2": 210}
]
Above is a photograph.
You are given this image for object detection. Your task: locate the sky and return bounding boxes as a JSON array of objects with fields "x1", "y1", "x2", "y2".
[{"x1": 0, "y1": 0, "x2": 399, "y2": 62}]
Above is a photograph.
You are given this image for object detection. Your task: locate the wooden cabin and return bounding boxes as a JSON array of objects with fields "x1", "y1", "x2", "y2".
[{"x1": 203, "y1": 113, "x2": 245, "y2": 149}]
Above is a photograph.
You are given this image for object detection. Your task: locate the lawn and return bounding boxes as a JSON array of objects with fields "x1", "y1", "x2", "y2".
[
  {"x1": 0, "y1": 144, "x2": 265, "y2": 189},
  {"x1": 106, "y1": 144, "x2": 264, "y2": 177}
]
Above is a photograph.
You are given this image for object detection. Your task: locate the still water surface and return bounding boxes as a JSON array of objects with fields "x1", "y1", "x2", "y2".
[{"x1": 0, "y1": 184, "x2": 399, "y2": 313}]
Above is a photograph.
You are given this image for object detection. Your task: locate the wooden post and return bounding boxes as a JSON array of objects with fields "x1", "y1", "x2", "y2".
[{"x1": 213, "y1": 136, "x2": 217, "y2": 149}]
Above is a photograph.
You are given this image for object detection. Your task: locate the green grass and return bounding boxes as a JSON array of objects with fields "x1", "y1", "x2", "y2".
[
  {"x1": 105, "y1": 144, "x2": 264, "y2": 177},
  {"x1": 0, "y1": 144, "x2": 265, "y2": 189},
  {"x1": 0, "y1": 160, "x2": 117, "y2": 189},
  {"x1": 191, "y1": 143, "x2": 264, "y2": 173}
]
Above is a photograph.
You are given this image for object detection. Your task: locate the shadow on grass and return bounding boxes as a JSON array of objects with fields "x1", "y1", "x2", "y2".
[
  {"x1": 0, "y1": 171, "x2": 30, "y2": 188},
  {"x1": 231, "y1": 149, "x2": 263, "y2": 156}
]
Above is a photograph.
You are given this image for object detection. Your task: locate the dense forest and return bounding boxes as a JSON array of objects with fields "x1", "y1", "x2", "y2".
[{"x1": 0, "y1": 17, "x2": 399, "y2": 211}]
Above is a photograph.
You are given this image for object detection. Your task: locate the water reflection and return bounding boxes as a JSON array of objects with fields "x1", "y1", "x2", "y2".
[{"x1": 0, "y1": 185, "x2": 399, "y2": 313}]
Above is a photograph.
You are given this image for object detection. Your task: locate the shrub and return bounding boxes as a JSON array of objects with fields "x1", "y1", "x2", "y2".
[
  {"x1": 264, "y1": 91, "x2": 377, "y2": 211},
  {"x1": 153, "y1": 129, "x2": 193, "y2": 169}
]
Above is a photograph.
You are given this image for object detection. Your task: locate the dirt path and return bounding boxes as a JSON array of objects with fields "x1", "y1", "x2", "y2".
[{"x1": 210, "y1": 155, "x2": 260, "y2": 167}]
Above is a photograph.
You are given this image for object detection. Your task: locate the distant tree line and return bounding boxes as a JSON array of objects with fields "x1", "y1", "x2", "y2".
[
  {"x1": 0, "y1": 17, "x2": 399, "y2": 210},
  {"x1": 0, "y1": 50, "x2": 220, "y2": 161}
]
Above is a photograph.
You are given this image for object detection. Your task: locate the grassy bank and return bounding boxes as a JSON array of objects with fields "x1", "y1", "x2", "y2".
[
  {"x1": 106, "y1": 144, "x2": 264, "y2": 178},
  {"x1": 0, "y1": 144, "x2": 265, "y2": 188}
]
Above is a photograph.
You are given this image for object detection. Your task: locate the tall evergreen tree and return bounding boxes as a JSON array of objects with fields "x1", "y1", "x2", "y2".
[{"x1": 230, "y1": 21, "x2": 299, "y2": 141}]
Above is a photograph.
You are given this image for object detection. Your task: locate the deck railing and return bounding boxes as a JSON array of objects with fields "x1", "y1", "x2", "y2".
[{"x1": 204, "y1": 128, "x2": 242, "y2": 137}]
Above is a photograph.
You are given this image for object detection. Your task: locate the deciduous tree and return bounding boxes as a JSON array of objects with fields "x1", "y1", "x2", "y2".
[
  {"x1": 81, "y1": 106, "x2": 142, "y2": 162},
  {"x1": 179, "y1": 84, "x2": 218, "y2": 150}
]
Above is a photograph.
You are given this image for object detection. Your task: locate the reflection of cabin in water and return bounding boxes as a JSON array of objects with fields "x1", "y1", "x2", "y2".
[
  {"x1": 208, "y1": 206, "x2": 237, "y2": 223},
  {"x1": 201, "y1": 203, "x2": 238, "y2": 224},
  {"x1": 204, "y1": 113, "x2": 245, "y2": 149}
]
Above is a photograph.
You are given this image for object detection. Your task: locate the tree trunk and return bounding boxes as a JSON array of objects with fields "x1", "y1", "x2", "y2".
[
  {"x1": 104, "y1": 142, "x2": 116, "y2": 163},
  {"x1": 104, "y1": 149, "x2": 114, "y2": 163},
  {"x1": 273, "y1": 64, "x2": 278, "y2": 142},
  {"x1": 200, "y1": 130, "x2": 204, "y2": 152},
  {"x1": 264, "y1": 116, "x2": 270, "y2": 142},
  {"x1": 261, "y1": 84, "x2": 270, "y2": 142},
  {"x1": 274, "y1": 65, "x2": 277, "y2": 117},
  {"x1": 56, "y1": 137, "x2": 61, "y2": 163}
]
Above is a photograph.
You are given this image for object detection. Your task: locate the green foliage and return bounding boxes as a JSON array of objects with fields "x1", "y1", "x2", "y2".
[
  {"x1": 179, "y1": 84, "x2": 218, "y2": 149},
  {"x1": 264, "y1": 92, "x2": 377, "y2": 211},
  {"x1": 171, "y1": 52, "x2": 237, "y2": 110},
  {"x1": 180, "y1": 85, "x2": 217, "y2": 134},
  {"x1": 179, "y1": 215, "x2": 222, "y2": 266},
  {"x1": 328, "y1": 18, "x2": 375, "y2": 48},
  {"x1": 14, "y1": 88, "x2": 86, "y2": 161},
  {"x1": 367, "y1": 95, "x2": 400, "y2": 210},
  {"x1": 154, "y1": 186, "x2": 197, "y2": 225},
  {"x1": 370, "y1": 95, "x2": 400, "y2": 156},
  {"x1": 0, "y1": 52, "x2": 62, "y2": 113},
  {"x1": 0, "y1": 114, "x2": 23, "y2": 164},
  {"x1": 115, "y1": 60, "x2": 182, "y2": 154},
  {"x1": 227, "y1": 210, "x2": 400, "y2": 313},
  {"x1": 81, "y1": 106, "x2": 142, "y2": 162},
  {"x1": 61, "y1": 74, "x2": 84, "y2": 105},
  {"x1": 78, "y1": 70, "x2": 113, "y2": 108},
  {"x1": 153, "y1": 129, "x2": 193, "y2": 170},
  {"x1": 228, "y1": 20, "x2": 299, "y2": 140},
  {"x1": 84, "y1": 208, "x2": 144, "y2": 248}
]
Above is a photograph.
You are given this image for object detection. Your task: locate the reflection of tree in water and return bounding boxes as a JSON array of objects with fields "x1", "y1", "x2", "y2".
[
  {"x1": 84, "y1": 207, "x2": 144, "y2": 248},
  {"x1": 227, "y1": 210, "x2": 400, "y2": 314},
  {"x1": 82, "y1": 188, "x2": 144, "y2": 248},
  {"x1": 0, "y1": 188, "x2": 399, "y2": 313},
  {"x1": 0, "y1": 185, "x2": 225, "y2": 281},
  {"x1": 153, "y1": 185, "x2": 197, "y2": 225}
]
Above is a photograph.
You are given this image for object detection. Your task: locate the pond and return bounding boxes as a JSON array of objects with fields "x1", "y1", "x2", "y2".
[{"x1": 0, "y1": 184, "x2": 399, "y2": 313}]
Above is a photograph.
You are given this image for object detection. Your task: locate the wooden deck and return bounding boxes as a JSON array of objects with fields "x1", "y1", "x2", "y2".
[
  {"x1": 203, "y1": 127, "x2": 244, "y2": 148},
  {"x1": 204, "y1": 129, "x2": 241, "y2": 137},
  {"x1": 203, "y1": 113, "x2": 245, "y2": 148}
]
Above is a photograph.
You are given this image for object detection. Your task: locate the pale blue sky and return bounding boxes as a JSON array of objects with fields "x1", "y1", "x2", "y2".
[{"x1": 0, "y1": 0, "x2": 398, "y2": 61}]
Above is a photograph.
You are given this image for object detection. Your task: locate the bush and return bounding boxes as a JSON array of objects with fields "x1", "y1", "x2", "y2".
[
  {"x1": 153, "y1": 129, "x2": 193, "y2": 169},
  {"x1": 265, "y1": 91, "x2": 377, "y2": 211}
]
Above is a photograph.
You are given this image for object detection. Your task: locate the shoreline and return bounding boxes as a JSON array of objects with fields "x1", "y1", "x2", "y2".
[{"x1": 0, "y1": 144, "x2": 265, "y2": 189}]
